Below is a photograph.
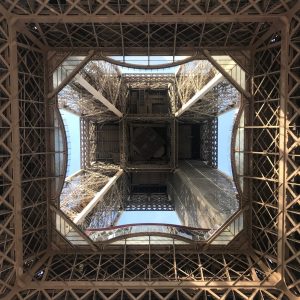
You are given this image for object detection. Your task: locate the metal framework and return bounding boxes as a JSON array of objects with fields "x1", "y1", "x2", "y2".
[
  {"x1": 125, "y1": 193, "x2": 174, "y2": 211},
  {"x1": 199, "y1": 117, "x2": 218, "y2": 168},
  {"x1": 0, "y1": 1, "x2": 300, "y2": 299}
]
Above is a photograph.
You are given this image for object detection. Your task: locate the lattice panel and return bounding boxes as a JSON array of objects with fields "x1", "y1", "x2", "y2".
[
  {"x1": 24, "y1": 22, "x2": 272, "y2": 52},
  {"x1": 89, "y1": 121, "x2": 97, "y2": 164},
  {"x1": 125, "y1": 193, "x2": 174, "y2": 211},
  {"x1": 285, "y1": 10, "x2": 300, "y2": 296},
  {"x1": 16, "y1": 32, "x2": 48, "y2": 270},
  {"x1": 84, "y1": 175, "x2": 125, "y2": 230},
  {"x1": 199, "y1": 117, "x2": 218, "y2": 168},
  {"x1": 0, "y1": 13, "x2": 15, "y2": 298},
  {"x1": 13, "y1": 288, "x2": 288, "y2": 300},
  {"x1": 80, "y1": 117, "x2": 89, "y2": 169},
  {"x1": 80, "y1": 118, "x2": 98, "y2": 169},
  {"x1": 251, "y1": 36, "x2": 281, "y2": 272},
  {"x1": 2, "y1": 1, "x2": 295, "y2": 16},
  {"x1": 31, "y1": 252, "x2": 269, "y2": 283}
]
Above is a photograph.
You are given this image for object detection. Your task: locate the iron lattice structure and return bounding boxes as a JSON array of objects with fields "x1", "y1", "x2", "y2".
[
  {"x1": 199, "y1": 117, "x2": 218, "y2": 168},
  {"x1": 0, "y1": 1, "x2": 300, "y2": 299}
]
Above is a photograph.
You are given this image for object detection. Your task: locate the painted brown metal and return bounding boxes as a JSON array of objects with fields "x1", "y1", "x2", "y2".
[{"x1": 0, "y1": 1, "x2": 299, "y2": 299}]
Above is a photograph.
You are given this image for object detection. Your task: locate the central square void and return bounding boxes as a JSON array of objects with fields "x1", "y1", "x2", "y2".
[{"x1": 129, "y1": 123, "x2": 170, "y2": 164}]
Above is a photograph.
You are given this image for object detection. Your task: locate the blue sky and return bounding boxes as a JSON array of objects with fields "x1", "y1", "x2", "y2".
[
  {"x1": 218, "y1": 108, "x2": 238, "y2": 177},
  {"x1": 60, "y1": 109, "x2": 81, "y2": 176},
  {"x1": 60, "y1": 56, "x2": 238, "y2": 225},
  {"x1": 117, "y1": 211, "x2": 181, "y2": 225}
]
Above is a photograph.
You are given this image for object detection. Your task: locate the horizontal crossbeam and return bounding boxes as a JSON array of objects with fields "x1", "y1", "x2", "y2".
[
  {"x1": 25, "y1": 280, "x2": 277, "y2": 289},
  {"x1": 14, "y1": 15, "x2": 279, "y2": 24}
]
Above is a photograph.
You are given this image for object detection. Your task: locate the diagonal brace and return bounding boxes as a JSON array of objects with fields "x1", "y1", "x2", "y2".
[
  {"x1": 73, "y1": 169, "x2": 124, "y2": 225},
  {"x1": 75, "y1": 74, "x2": 123, "y2": 118},
  {"x1": 203, "y1": 50, "x2": 251, "y2": 99},
  {"x1": 48, "y1": 50, "x2": 94, "y2": 99},
  {"x1": 175, "y1": 73, "x2": 224, "y2": 117}
]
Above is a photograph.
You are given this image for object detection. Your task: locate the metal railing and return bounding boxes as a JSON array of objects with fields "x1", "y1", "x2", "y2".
[{"x1": 85, "y1": 223, "x2": 210, "y2": 243}]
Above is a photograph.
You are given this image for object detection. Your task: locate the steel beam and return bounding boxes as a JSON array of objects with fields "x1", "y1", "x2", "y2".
[
  {"x1": 50, "y1": 205, "x2": 97, "y2": 251},
  {"x1": 73, "y1": 169, "x2": 124, "y2": 225},
  {"x1": 24, "y1": 280, "x2": 277, "y2": 289},
  {"x1": 175, "y1": 73, "x2": 223, "y2": 117},
  {"x1": 80, "y1": 117, "x2": 90, "y2": 169},
  {"x1": 15, "y1": 23, "x2": 47, "y2": 51},
  {"x1": 48, "y1": 50, "x2": 94, "y2": 99},
  {"x1": 203, "y1": 50, "x2": 251, "y2": 99},
  {"x1": 14, "y1": 15, "x2": 279, "y2": 24},
  {"x1": 277, "y1": 21, "x2": 289, "y2": 279},
  {"x1": 9, "y1": 22, "x2": 23, "y2": 279},
  {"x1": 75, "y1": 74, "x2": 123, "y2": 118},
  {"x1": 65, "y1": 169, "x2": 84, "y2": 183}
]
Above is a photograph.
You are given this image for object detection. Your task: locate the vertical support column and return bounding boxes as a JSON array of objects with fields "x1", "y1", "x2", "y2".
[
  {"x1": 9, "y1": 22, "x2": 23, "y2": 278},
  {"x1": 80, "y1": 117, "x2": 90, "y2": 169},
  {"x1": 171, "y1": 117, "x2": 176, "y2": 169},
  {"x1": 244, "y1": 49, "x2": 254, "y2": 241},
  {"x1": 89, "y1": 121, "x2": 97, "y2": 163},
  {"x1": 122, "y1": 239, "x2": 126, "y2": 281},
  {"x1": 148, "y1": 236, "x2": 151, "y2": 281},
  {"x1": 199, "y1": 117, "x2": 218, "y2": 168},
  {"x1": 212, "y1": 117, "x2": 218, "y2": 168},
  {"x1": 277, "y1": 21, "x2": 289, "y2": 278},
  {"x1": 45, "y1": 54, "x2": 60, "y2": 245},
  {"x1": 120, "y1": 117, "x2": 127, "y2": 168},
  {"x1": 175, "y1": 119, "x2": 179, "y2": 168},
  {"x1": 172, "y1": 239, "x2": 177, "y2": 280},
  {"x1": 45, "y1": 53, "x2": 52, "y2": 244}
]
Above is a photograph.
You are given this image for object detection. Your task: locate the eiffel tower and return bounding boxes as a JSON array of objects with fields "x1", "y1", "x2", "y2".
[{"x1": 0, "y1": 1, "x2": 299, "y2": 299}]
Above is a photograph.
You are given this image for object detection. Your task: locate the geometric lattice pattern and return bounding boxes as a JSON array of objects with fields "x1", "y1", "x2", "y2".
[
  {"x1": 0, "y1": 1, "x2": 300, "y2": 299},
  {"x1": 125, "y1": 193, "x2": 174, "y2": 211},
  {"x1": 200, "y1": 117, "x2": 218, "y2": 168}
]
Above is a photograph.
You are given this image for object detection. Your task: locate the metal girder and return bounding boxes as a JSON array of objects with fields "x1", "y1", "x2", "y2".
[
  {"x1": 80, "y1": 117, "x2": 90, "y2": 169},
  {"x1": 2, "y1": 0, "x2": 296, "y2": 21},
  {"x1": 50, "y1": 205, "x2": 97, "y2": 252},
  {"x1": 9, "y1": 21, "x2": 23, "y2": 279},
  {"x1": 175, "y1": 73, "x2": 224, "y2": 117},
  {"x1": 277, "y1": 20, "x2": 289, "y2": 279},
  {"x1": 199, "y1": 118, "x2": 218, "y2": 168},
  {"x1": 13, "y1": 288, "x2": 286, "y2": 300},
  {"x1": 203, "y1": 50, "x2": 251, "y2": 99},
  {"x1": 283, "y1": 10, "x2": 300, "y2": 297},
  {"x1": 25, "y1": 280, "x2": 277, "y2": 289},
  {"x1": 48, "y1": 50, "x2": 94, "y2": 99},
  {"x1": 64, "y1": 169, "x2": 84, "y2": 183},
  {"x1": 13, "y1": 14, "x2": 281, "y2": 24},
  {"x1": 15, "y1": 23, "x2": 47, "y2": 51},
  {"x1": 73, "y1": 170, "x2": 124, "y2": 225},
  {"x1": 124, "y1": 193, "x2": 174, "y2": 211},
  {"x1": 75, "y1": 74, "x2": 123, "y2": 118}
]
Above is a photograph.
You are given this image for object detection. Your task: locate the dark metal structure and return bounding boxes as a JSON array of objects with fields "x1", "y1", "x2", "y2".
[{"x1": 0, "y1": 1, "x2": 300, "y2": 299}]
